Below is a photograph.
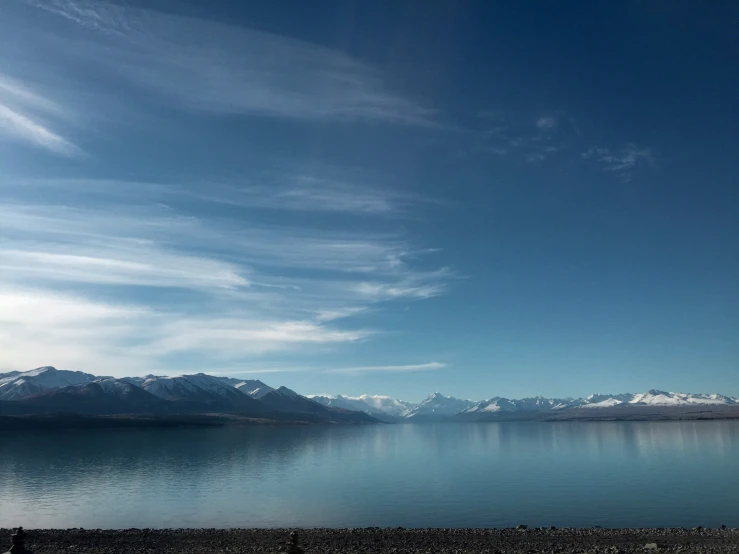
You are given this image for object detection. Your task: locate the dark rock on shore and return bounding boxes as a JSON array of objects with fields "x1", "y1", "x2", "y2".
[{"x1": 4, "y1": 528, "x2": 738, "y2": 554}]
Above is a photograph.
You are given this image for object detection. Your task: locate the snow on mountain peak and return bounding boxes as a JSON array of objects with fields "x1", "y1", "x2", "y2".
[
  {"x1": 0, "y1": 366, "x2": 98, "y2": 401},
  {"x1": 234, "y1": 379, "x2": 274, "y2": 398},
  {"x1": 140, "y1": 373, "x2": 247, "y2": 401},
  {"x1": 30, "y1": 366, "x2": 57, "y2": 374},
  {"x1": 401, "y1": 393, "x2": 475, "y2": 419}
]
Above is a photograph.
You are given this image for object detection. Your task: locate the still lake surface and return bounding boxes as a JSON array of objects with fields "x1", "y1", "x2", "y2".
[{"x1": 1, "y1": 421, "x2": 737, "y2": 529}]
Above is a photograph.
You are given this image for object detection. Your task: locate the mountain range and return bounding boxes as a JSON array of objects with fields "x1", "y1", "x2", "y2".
[
  {"x1": 0, "y1": 367, "x2": 377, "y2": 425},
  {"x1": 1, "y1": 366, "x2": 737, "y2": 427}
]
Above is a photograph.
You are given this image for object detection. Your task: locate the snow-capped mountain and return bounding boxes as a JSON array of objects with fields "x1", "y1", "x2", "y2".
[
  {"x1": 0, "y1": 366, "x2": 100, "y2": 401},
  {"x1": 139, "y1": 373, "x2": 244, "y2": 401},
  {"x1": 463, "y1": 396, "x2": 574, "y2": 414},
  {"x1": 96, "y1": 378, "x2": 158, "y2": 399},
  {"x1": 577, "y1": 390, "x2": 738, "y2": 408},
  {"x1": 234, "y1": 379, "x2": 275, "y2": 399},
  {"x1": 308, "y1": 393, "x2": 422, "y2": 418},
  {"x1": 0, "y1": 380, "x2": 170, "y2": 416},
  {"x1": 308, "y1": 394, "x2": 379, "y2": 413},
  {"x1": 458, "y1": 390, "x2": 738, "y2": 421},
  {"x1": 464, "y1": 390, "x2": 739, "y2": 414},
  {"x1": 128, "y1": 373, "x2": 273, "y2": 416},
  {"x1": 307, "y1": 394, "x2": 407, "y2": 422},
  {"x1": 356, "y1": 395, "x2": 417, "y2": 417},
  {"x1": 574, "y1": 393, "x2": 636, "y2": 408},
  {"x1": 258, "y1": 387, "x2": 379, "y2": 423},
  {"x1": 401, "y1": 392, "x2": 476, "y2": 420}
]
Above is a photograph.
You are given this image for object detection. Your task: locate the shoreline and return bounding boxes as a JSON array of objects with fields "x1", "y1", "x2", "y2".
[
  {"x1": 2, "y1": 408, "x2": 738, "y2": 432},
  {"x1": 6, "y1": 528, "x2": 739, "y2": 553}
]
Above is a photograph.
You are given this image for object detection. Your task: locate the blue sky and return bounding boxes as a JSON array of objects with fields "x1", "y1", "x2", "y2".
[{"x1": 1, "y1": 0, "x2": 737, "y2": 401}]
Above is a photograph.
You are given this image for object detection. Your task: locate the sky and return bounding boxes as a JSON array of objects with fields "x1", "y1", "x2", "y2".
[{"x1": 0, "y1": 0, "x2": 737, "y2": 401}]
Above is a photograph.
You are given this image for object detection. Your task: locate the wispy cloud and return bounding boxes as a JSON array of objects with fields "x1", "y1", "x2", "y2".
[
  {"x1": 525, "y1": 153, "x2": 545, "y2": 164},
  {"x1": 0, "y1": 74, "x2": 67, "y2": 116},
  {"x1": 0, "y1": 288, "x2": 368, "y2": 374},
  {"x1": 22, "y1": 0, "x2": 127, "y2": 34},
  {"x1": 0, "y1": 75, "x2": 82, "y2": 156},
  {"x1": 354, "y1": 281, "x2": 447, "y2": 301},
  {"x1": 10, "y1": 171, "x2": 433, "y2": 217},
  {"x1": 15, "y1": 0, "x2": 436, "y2": 126},
  {"x1": 478, "y1": 110, "x2": 570, "y2": 164},
  {"x1": 324, "y1": 362, "x2": 446, "y2": 374},
  {"x1": 536, "y1": 116, "x2": 557, "y2": 130},
  {"x1": 0, "y1": 248, "x2": 249, "y2": 290},
  {"x1": 582, "y1": 143, "x2": 654, "y2": 181},
  {"x1": 138, "y1": 319, "x2": 370, "y2": 358},
  {"x1": 0, "y1": 170, "x2": 451, "y2": 373},
  {"x1": 477, "y1": 110, "x2": 655, "y2": 177},
  {"x1": 210, "y1": 368, "x2": 309, "y2": 376},
  {"x1": 315, "y1": 307, "x2": 368, "y2": 322},
  {"x1": 188, "y1": 176, "x2": 425, "y2": 216},
  {"x1": 0, "y1": 288, "x2": 152, "y2": 373},
  {"x1": 0, "y1": 201, "x2": 447, "y2": 303}
]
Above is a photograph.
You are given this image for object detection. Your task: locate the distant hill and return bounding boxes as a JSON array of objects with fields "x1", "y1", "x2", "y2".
[
  {"x1": 0, "y1": 381, "x2": 170, "y2": 416},
  {"x1": 258, "y1": 387, "x2": 380, "y2": 424}
]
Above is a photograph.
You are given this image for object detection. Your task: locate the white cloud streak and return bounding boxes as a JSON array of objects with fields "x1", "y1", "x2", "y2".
[
  {"x1": 0, "y1": 72, "x2": 82, "y2": 156},
  {"x1": 0, "y1": 174, "x2": 450, "y2": 374},
  {"x1": 0, "y1": 248, "x2": 249, "y2": 290},
  {"x1": 315, "y1": 307, "x2": 368, "y2": 322},
  {"x1": 536, "y1": 116, "x2": 557, "y2": 130},
  {"x1": 184, "y1": 177, "x2": 422, "y2": 216},
  {"x1": 0, "y1": 74, "x2": 66, "y2": 116},
  {"x1": 0, "y1": 102, "x2": 81, "y2": 157},
  {"x1": 9, "y1": 174, "x2": 431, "y2": 217},
  {"x1": 323, "y1": 362, "x2": 446, "y2": 374},
  {"x1": 479, "y1": 111, "x2": 568, "y2": 163},
  {"x1": 210, "y1": 368, "x2": 309, "y2": 376},
  {"x1": 0, "y1": 289, "x2": 152, "y2": 373},
  {"x1": 17, "y1": 0, "x2": 436, "y2": 126},
  {"x1": 354, "y1": 281, "x2": 447, "y2": 300},
  {"x1": 0, "y1": 201, "x2": 439, "y2": 280},
  {"x1": 0, "y1": 288, "x2": 368, "y2": 374},
  {"x1": 582, "y1": 143, "x2": 654, "y2": 181},
  {"x1": 139, "y1": 319, "x2": 370, "y2": 358}
]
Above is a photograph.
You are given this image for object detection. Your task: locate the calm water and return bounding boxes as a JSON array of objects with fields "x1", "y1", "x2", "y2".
[{"x1": 1, "y1": 421, "x2": 737, "y2": 529}]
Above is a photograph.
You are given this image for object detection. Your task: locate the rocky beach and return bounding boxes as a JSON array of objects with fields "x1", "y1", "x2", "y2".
[{"x1": 5, "y1": 527, "x2": 738, "y2": 553}]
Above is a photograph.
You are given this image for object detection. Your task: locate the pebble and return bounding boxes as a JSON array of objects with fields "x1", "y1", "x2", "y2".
[{"x1": 3, "y1": 527, "x2": 738, "y2": 554}]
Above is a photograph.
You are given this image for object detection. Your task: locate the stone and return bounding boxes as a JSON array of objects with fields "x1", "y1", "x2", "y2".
[
  {"x1": 516, "y1": 525, "x2": 529, "y2": 530},
  {"x1": 4, "y1": 527, "x2": 33, "y2": 554},
  {"x1": 644, "y1": 543, "x2": 659, "y2": 550},
  {"x1": 284, "y1": 531, "x2": 304, "y2": 554}
]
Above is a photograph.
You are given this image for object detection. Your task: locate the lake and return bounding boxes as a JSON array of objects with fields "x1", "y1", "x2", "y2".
[{"x1": 1, "y1": 421, "x2": 737, "y2": 529}]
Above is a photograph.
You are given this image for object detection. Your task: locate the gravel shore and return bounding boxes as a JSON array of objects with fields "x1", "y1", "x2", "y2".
[{"x1": 5, "y1": 527, "x2": 738, "y2": 553}]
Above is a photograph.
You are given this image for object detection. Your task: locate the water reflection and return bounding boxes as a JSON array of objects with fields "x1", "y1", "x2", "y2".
[{"x1": 0, "y1": 422, "x2": 737, "y2": 529}]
